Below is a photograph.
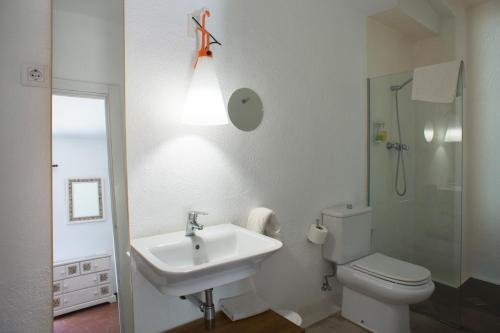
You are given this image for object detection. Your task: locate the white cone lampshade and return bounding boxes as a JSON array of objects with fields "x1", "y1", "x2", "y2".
[{"x1": 182, "y1": 56, "x2": 228, "y2": 126}]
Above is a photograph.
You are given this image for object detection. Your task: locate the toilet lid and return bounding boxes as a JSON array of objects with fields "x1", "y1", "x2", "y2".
[{"x1": 351, "y1": 253, "x2": 431, "y2": 286}]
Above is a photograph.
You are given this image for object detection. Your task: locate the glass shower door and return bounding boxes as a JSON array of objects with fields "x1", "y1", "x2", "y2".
[{"x1": 368, "y1": 70, "x2": 463, "y2": 326}]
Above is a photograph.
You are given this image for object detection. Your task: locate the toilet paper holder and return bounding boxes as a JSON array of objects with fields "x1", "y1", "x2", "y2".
[{"x1": 307, "y1": 219, "x2": 328, "y2": 245}]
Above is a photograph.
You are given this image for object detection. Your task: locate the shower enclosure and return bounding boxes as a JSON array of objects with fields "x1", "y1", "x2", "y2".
[{"x1": 368, "y1": 70, "x2": 463, "y2": 326}]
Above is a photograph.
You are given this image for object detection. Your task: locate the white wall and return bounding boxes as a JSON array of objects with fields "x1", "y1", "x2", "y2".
[
  {"x1": 0, "y1": 1, "x2": 52, "y2": 332},
  {"x1": 125, "y1": 0, "x2": 368, "y2": 331},
  {"x1": 367, "y1": 18, "x2": 415, "y2": 77},
  {"x1": 53, "y1": 0, "x2": 124, "y2": 86},
  {"x1": 466, "y1": 0, "x2": 500, "y2": 285},
  {"x1": 413, "y1": 16, "x2": 456, "y2": 68},
  {"x1": 399, "y1": 0, "x2": 441, "y2": 34},
  {"x1": 368, "y1": 1, "x2": 462, "y2": 78},
  {"x1": 52, "y1": 136, "x2": 116, "y2": 291}
]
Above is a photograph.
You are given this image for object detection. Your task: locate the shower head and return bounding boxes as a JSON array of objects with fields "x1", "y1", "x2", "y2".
[{"x1": 390, "y1": 78, "x2": 414, "y2": 91}]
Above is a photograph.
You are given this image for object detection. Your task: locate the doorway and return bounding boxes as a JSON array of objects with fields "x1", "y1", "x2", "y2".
[{"x1": 51, "y1": 92, "x2": 120, "y2": 332}]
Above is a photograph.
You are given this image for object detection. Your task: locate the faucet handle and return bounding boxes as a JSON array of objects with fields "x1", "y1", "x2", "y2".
[
  {"x1": 188, "y1": 211, "x2": 208, "y2": 223},
  {"x1": 185, "y1": 211, "x2": 207, "y2": 236},
  {"x1": 190, "y1": 210, "x2": 208, "y2": 216}
]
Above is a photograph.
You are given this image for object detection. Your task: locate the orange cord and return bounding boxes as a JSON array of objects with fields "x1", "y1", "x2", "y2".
[{"x1": 194, "y1": 10, "x2": 213, "y2": 67}]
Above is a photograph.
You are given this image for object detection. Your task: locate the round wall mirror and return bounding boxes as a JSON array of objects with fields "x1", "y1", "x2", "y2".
[{"x1": 228, "y1": 88, "x2": 263, "y2": 131}]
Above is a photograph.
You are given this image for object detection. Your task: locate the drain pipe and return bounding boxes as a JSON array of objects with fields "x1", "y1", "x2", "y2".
[
  {"x1": 203, "y1": 289, "x2": 215, "y2": 330},
  {"x1": 180, "y1": 288, "x2": 216, "y2": 330}
]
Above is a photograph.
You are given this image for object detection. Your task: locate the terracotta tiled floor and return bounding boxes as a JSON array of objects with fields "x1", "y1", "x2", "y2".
[{"x1": 53, "y1": 302, "x2": 120, "y2": 333}]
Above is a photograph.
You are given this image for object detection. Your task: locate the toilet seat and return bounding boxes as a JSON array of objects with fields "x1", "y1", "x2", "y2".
[
  {"x1": 338, "y1": 257, "x2": 435, "y2": 333},
  {"x1": 337, "y1": 254, "x2": 434, "y2": 305},
  {"x1": 350, "y1": 253, "x2": 431, "y2": 286}
]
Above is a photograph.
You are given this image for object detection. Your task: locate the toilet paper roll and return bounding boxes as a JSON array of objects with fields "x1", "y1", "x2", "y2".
[{"x1": 307, "y1": 224, "x2": 328, "y2": 245}]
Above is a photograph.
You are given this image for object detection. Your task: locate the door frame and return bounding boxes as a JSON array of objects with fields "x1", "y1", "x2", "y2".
[{"x1": 52, "y1": 78, "x2": 134, "y2": 332}]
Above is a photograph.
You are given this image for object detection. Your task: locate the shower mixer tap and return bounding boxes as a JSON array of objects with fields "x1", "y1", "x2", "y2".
[{"x1": 386, "y1": 142, "x2": 409, "y2": 151}]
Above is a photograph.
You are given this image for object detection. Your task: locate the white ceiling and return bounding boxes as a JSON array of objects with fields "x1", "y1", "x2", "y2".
[{"x1": 52, "y1": 95, "x2": 107, "y2": 138}]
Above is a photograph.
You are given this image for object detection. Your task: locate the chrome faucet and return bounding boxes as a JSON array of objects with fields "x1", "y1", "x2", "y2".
[{"x1": 185, "y1": 211, "x2": 207, "y2": 236}]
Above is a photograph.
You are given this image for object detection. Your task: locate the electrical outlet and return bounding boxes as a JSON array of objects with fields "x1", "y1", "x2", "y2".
[
  {"x1": 21, "y1": 64, "x2": 49, "y2": 87},
  {"x1": 29, "y1": 67, "x2": 43, "y2": 81}
]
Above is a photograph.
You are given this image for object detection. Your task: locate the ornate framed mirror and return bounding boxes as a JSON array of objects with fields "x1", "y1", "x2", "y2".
[{"x1": 67, "y1": 178, "x2": 104, "y2": 223}]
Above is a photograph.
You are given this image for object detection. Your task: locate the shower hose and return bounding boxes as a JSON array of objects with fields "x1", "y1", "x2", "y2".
[{"x1": 394, "y1": 91, "x2": 407, "y2": 197}]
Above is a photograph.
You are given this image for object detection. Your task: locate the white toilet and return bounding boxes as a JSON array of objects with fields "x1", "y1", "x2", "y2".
[{"x1": 322, "y1": 205, "x2": 434, "y2": 333}]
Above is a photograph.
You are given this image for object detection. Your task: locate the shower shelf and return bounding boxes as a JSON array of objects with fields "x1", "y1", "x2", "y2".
[{"x1": 373, "y1": 121, "x2": 387, "y2": 143}]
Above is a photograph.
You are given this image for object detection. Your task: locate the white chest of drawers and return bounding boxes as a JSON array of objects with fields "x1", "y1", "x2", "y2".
[{"x1": 53, "y1": 254, "x2": 116, "y2": 316}]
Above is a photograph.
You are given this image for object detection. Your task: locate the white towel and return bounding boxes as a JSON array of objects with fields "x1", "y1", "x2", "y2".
[
  {"x1": 219, "y1": 292, "x2": 270, "y2": 321},
  {"x1": 411, "y1": 60, "x2": 462, "y2": 103},
  {"x1": 246, "y1": 207, "x2": 281, "y2": 239}
]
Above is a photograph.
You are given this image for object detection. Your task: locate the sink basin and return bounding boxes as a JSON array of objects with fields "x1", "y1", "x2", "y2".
[{"x1": 131, "y1": 224, "x2": 282, "y2": 296}]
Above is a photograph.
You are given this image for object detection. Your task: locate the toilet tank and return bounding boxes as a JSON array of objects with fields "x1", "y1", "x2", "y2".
[{"x1": 322, "y1": 205, "x2": 372, "y2": 264}]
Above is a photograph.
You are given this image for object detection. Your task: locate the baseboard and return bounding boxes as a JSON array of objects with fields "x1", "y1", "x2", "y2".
[{"x1": 469, "y1": 274, "x2": 500, "y2": 286}]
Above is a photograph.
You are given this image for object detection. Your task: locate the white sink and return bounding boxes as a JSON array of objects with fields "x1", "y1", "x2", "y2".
[{"x1": 131, "y1": 224, "x2": 282, "y2": 296}]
